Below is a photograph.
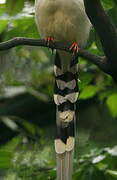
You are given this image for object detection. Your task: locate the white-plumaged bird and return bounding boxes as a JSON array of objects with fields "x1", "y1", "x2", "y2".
[{"x1": 35, "y1": 0, "x2": 91, "y2": 179}]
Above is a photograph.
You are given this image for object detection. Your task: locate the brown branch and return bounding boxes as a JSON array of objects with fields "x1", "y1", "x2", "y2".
[
  {"x1": 84, "y1": 0, "x2": 117, "y2": 83},
  {"x1": 0, "y1": 37, "x2": 108, "y2": 73}
]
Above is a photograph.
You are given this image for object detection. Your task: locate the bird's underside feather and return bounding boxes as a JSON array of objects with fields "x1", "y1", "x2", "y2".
[{"x1": 35, "y1": 0, "x2": 91, "y2": 47}]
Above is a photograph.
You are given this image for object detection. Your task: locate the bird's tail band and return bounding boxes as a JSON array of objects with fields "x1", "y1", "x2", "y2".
[{"x1": 54, "y1": 51, "x2": 79, "y2": 180}]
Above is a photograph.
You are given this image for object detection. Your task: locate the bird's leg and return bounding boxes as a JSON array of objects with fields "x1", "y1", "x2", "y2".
[
  {"x1": 69, "y1": 42, "x2": 80, "y2": 54},
  {"x1": 45, "y1": 36, "x2": 54, "y2": 46},
  {"x1": 45, "y1": 37, "x2": 54, "y2": 53}
]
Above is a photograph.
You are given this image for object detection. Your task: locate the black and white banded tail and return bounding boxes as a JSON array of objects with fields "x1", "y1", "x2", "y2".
[{"x1": 54, "y1": 51, "x2": 79, "y2": 180}]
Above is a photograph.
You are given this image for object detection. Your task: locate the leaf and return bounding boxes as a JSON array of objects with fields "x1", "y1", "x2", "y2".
[
  {"x1": 92, "y1": 155, "x2": 106, "y2": 164},
  {"x1": 5, "y1": 17, "x2": 39, "y2": 40},
  {"x1": 22, "y1": 120, "x2": 37, "y2": 135},
  {"x1": 95, "y1": 162, "x2": 108, "y2": 171},
  {"x1": 79, "y1": 71, "x2": 94, "y2": 90},
  {"x1": 106, "y1": 93, "x2": 117, "y2": 117},
  {"x1": 0, "y1": 20, "x2": 8, "y2": 33},
  {"x1": 0, "y1": 4, "x2": 6, "y2": 16},
  {"x1": 0, "y1": 150, "x2": 12, "y2": 168},
  {"x1": 79, "y1": 85, "x2": 98, "y2": 100},
  {"x1": 2, "y1": 136, "x2": 22, "y2": 152},
  {"x1": 106, "y1": 170, "x2": 117, "y2": 177},
  {"x1": 102, "y1": 0, "x2": 115, "y2": 9},
  {"x1": 104, "y1": 146, "x2": 117, "y2": 156},
  {"x1": 5, "y1": 0, "x2": 25, "y2": 15}
]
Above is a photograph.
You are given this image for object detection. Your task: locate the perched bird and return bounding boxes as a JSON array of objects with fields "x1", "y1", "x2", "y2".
[{"x1": 35, "y1": 0, "x2": 91, "y2": 179}]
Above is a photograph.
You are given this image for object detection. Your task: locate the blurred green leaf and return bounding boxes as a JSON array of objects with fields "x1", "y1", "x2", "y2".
[
  {"x1": 0, "y1": 20, "x2": 8, "y2": 33},
  {"x1": 79, "y1": 71, "x2": 94, "y2": 90},
  {"x1": 0, "y1": 4, "x2": 6, "y2": 16},
  {"x1": 79, "y1": 85, "x2": 99, "y2": 99},
  {"x1": 102, "y1": 0, "x2": 115, "y2": 9},
  {"x1": 6, "y1": 0, "x2": 25, "y2": 15},
  {"x1": 106, "y1": 93, "x2": 117, "y2": 117},
  {"x1": 2, "y1": 136, "x2": 22, "y2": 152},
  {"x1": 104, "y1": 146, "x2": 117, "y2": 156},
  {"x1": 0, "y1": 150, "x2": 12, "y2": 168},
  {"x1": 106, "y1": 170, "x2": 117, "y2": 177},
  {"x1": 22, "y1": 120, "x2": 37, "y2": 135},
  {"x1": 5, "y1": 17, "x2": 38, "y2": 40}
]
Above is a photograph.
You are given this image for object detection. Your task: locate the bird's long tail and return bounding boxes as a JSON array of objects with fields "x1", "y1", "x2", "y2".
[{"x1": 54, "y1": 51, "x2": 79, "y2": 180}]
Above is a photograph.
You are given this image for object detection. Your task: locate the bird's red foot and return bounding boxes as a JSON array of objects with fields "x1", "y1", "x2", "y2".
[
  {"x1": 45, "y1": 37, "x2": 54, "y2": 46},
  {"x1": 69, "y1": 42, "x2": 80, "y2": 54}
]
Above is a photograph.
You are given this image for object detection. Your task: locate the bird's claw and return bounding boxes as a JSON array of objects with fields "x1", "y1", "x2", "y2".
[
  {"x1": 69, "y1": 42, "x2": 80, "y2": 55},
  {"x1": 45, "y1": 37, "x2": 54, "y2": 47},
  {"x1": 45, "y1": 37, "x2": 54, "y2": 53}
]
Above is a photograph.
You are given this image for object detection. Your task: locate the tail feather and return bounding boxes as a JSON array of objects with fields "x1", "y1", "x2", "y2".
[
  {"x1": 55, "y1": 138, "x2": 74, "y2": 180},
  {"x1": 65, "y1": 151, "x2": 74, "y2": 180},
  {"x1": 54, "y1": 51, "x2": 78, "y2": 180},
  {"x1": 55, "y1": 139, "x2": 66, "y2": 180},
  {"x1": 56, "y1": 153, "x2": 66, "y2": 180}
]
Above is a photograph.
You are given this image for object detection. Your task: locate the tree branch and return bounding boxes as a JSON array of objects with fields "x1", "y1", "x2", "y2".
[
  {"x1": 0, "y1": 0, "x2": 117, "y2": 83},
  {"x1": 84, "y1": 0, "x2": 117, "y2": 62},
  {"x1": 84, "y1": 0, "x2": 117, "y2": 83},
  {"x1": 0, "y1": 37, "x2": 108, "y2": 72}
]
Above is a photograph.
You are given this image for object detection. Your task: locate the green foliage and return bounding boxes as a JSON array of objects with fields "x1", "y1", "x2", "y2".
[
  {"x1": 106, "y1": 93, "x2": 117, "y2": 117},
  {"x1": 0, "y1": 150, "x2": 12, "y2": 168},
  {"x1": 5, "y1": 0, "x2": 25, "y2": 15},
  {"x1": 74, "y1": 146, "x2": 117, "y2": 180},
  {"x1": 0, "y1": 134, "x2": 117, "y2": 180},
  {"x1": 79, "y1": 85, "x2": 99, "y2": 99},
  {"x1": 0, "y1": 20, "x2": 8, "y2": 33},
  {"x1": 0, "y1": 134, "x2": 56, "y2": 180},
  {"x1": 102, "y1": 0, "x2": 115, "y2": 9},
  {"x1": 0, "y1": 0, "x2": 117, "y2": 179},
  {"x1": 5, "y1": 17, "x2": 39, "y2": 40},
  {"x1": 79, "y1": 71, "x2": 94, "y2": 90}
]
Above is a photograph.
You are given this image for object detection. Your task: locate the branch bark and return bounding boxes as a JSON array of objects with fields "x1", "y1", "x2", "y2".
[
  {"x1": 0, "y1": 37, "x2": 108, "y2": 72},
  {"x1": 0, "y1": 0, "x2": 117, "y2": 83},
  {"x1": 84, "y1": 0, "x2": 117, "y2": 83}
]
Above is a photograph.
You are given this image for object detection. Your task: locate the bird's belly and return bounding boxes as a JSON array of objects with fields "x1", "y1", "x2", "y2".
[
  {"x1": 41, "y1": 12, "x2": 77, "y2": 43},
  {"x1": 36, "y1": 0, "x2": 91, "y2": 46}
]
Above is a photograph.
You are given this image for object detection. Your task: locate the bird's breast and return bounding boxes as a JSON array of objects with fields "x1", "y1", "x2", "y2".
[{"x1": 35, "y1": 0, "x2": 91, "y2": 46}]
